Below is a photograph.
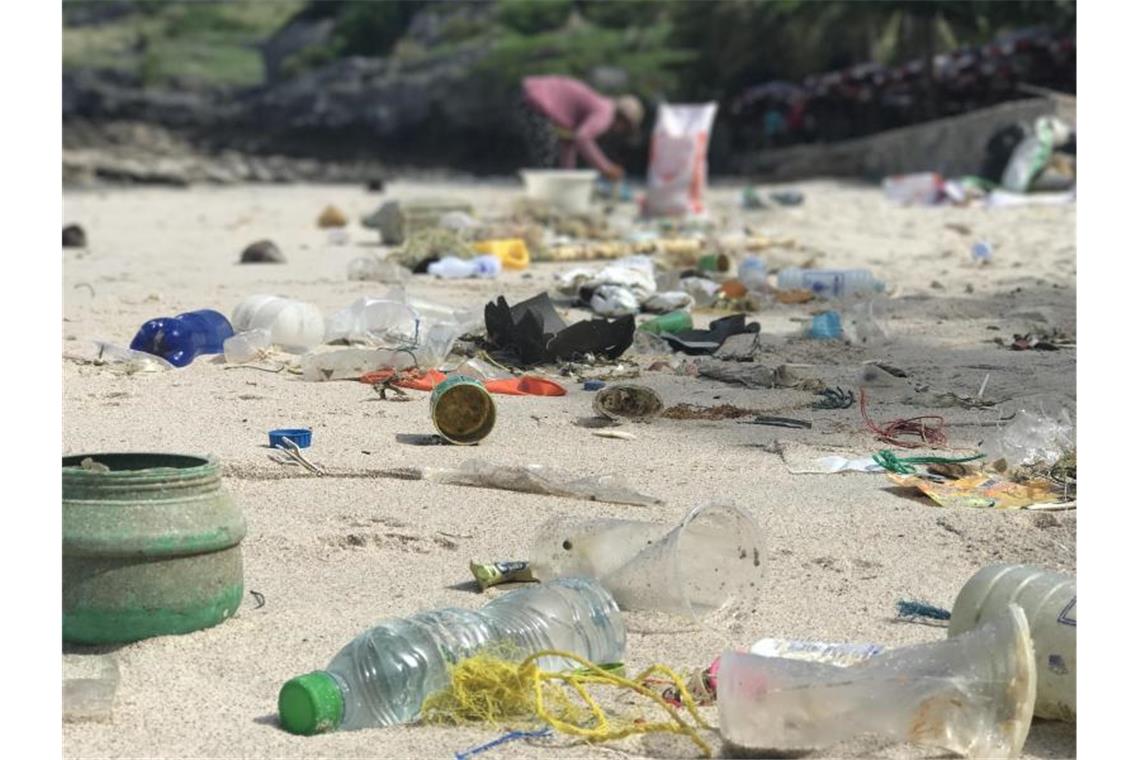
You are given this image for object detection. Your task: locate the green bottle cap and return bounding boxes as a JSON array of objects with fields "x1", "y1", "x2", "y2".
[{"x1": 278, "y1": 671, "x2": 344, "y2": 735}]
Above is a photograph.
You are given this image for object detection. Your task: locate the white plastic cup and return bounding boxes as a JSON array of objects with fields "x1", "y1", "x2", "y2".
[
  {"x1": 949, "y1": 564, "x2": 1075, "y2": 721},
  {"x1": 231, "y1": 295, "x2": 326, "y2": 352}
]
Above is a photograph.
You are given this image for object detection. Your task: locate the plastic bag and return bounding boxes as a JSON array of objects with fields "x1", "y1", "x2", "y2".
[
  {"x1": 643, "y1": 103, "x2": 717, "y2": 217},
  {"x1": 986, "y1": 408, "x2": 1075, "y2": 468}
]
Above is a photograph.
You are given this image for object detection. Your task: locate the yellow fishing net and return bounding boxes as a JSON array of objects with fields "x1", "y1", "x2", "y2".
[{"x1": 420, "y1": 648, "x2": 713, "y2": 757}]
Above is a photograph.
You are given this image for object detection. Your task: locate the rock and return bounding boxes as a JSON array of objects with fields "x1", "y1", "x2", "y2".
[
  {"x1": 713, "y1": 332, "x2": 762, "y2": 362},
  {"x1": 63, "y1": 224, "x2": 87, "y2": 248},
  {"x1": 697, "y1": 360, "x2": 775, "y2": 389},
  {"x1": 366, "y1": 178, "x2": 386, "y2": 193},
  {"x1": 240, "y1": 240, "x2": 285, "y2": 264},
  {"x1": 854, "y1": 363, "x2": 903, "y2": 388},
  {"x1": 317, "y1": 205, "x2": 348, "y2": 229}
]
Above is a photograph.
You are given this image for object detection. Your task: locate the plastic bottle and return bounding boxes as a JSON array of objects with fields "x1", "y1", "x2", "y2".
[
  {"x1": 776, "y1": 268, "x2": 884, "y2": 299},
  {"x1": 738, "y1": 256, "x2": 767, "y2": 292},
  {"x1": 277, "y1": 577, "x2": 625, "y2": 735},
  {"x1": 231, "y1": 295, "x2": 325, "y2": 352},
  {"x1": 426, "y1": 254, "x2": 502, "y2": 279},
  {"x1": 129, "y1": 309, "x2": 234, "y2": 367},
  {"x1": 949, "y1": 564, "x2": 1075, "y2": 721}
]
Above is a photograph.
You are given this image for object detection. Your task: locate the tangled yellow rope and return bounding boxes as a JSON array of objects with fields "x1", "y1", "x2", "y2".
[{"x1": 420, "y1": 648, "x2": 713, "y2": 757}]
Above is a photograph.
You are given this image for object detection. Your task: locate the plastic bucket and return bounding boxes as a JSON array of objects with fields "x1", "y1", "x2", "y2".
[
  {"x1": 520, "y1": 170, "x2": 598, "y2": 214},
  {"x1": 949, "y1": 563, "x2": 1075, "y2": 721},
  {"x1": 429, "y1": 375, "x2": 496, "y2": 445}
]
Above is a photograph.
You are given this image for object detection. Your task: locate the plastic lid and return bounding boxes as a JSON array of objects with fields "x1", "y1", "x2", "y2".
[{"x1": 278, "y1": 671, "x2": 344, "y2": 735}]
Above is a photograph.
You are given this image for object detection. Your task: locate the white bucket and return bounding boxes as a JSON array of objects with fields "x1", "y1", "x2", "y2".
[
  {"x1": 949, "y1": 563, "x2": 1075, "y2": 721},
  {"x1": 519, "y1": 169, "x2": 598, "y2": 214}
]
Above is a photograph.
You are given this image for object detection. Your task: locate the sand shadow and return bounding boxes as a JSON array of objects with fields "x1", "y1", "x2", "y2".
[{"x1": 396, "y1": 433, "x2": 444, "y2": 446}]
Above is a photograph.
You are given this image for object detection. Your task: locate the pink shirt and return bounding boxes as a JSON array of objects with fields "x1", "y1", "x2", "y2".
[{"x1": 523, "y1": 76, "x2": 618, "y2": 174}]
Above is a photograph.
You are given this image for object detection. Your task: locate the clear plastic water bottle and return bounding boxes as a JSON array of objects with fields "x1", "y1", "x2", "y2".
[
  {"x1": 777, "y1": 268, "x2": 884, "y2": 299},
  {"x1": 129, "y1": 309, "x2": 234, "y2": 367},
  {"x1": 278, "y1": 577, "x2": 625, "y2": 735}
]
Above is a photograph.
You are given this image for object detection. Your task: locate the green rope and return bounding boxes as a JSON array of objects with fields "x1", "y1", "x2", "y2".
[{"x1": 873, "y1": 450, "x2": 985, "y2": 475}]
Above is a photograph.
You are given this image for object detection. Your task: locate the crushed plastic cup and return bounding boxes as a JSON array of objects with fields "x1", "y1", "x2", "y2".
[
  {"x1": 529, "y1": 504, "x2": 766, "y2": 620},
  {"x1": 718, "y1": 603, "x2": 1037, "y2": 759},
  {"x1": 223, "y1": 329, "x2": 271, "y2": 364}
]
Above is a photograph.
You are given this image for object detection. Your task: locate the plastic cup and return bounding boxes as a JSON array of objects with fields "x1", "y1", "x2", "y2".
[
  {"x1": 718, "y1": 603, "x2": 1037, "y2": 759},
  {"x1": 429, "y1": 375, "x2": 496, "y2": 445},
  {"x1": 529, "y1": 504, "x2": 766, "y2": 620}
]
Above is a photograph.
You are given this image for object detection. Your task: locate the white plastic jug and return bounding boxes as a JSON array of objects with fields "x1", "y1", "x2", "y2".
[
  {"x1": 231, "y1": 295, "x2": 326, "y2": 352},
  {"x1": 949, "y1": 564, "x2": 1075, "y2": 721}
]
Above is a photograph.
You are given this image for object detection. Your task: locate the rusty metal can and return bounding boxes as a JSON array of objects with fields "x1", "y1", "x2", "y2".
[{"x1": 429, "y1": 375, "x2": 496, "y2": 445}]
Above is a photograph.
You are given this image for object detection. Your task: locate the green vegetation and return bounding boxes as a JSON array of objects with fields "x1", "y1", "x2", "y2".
[
  {"x1": 63, "y1": 1, "x2": 303, "y2": 87},
  {"x1": 63, "y1": 0, "x2": 1076, "y2": 94}
]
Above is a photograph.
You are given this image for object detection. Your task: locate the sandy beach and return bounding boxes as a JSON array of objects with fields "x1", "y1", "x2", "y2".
[{"x1": 62, "y1": 178, "x2": 1076, "y2": 759}]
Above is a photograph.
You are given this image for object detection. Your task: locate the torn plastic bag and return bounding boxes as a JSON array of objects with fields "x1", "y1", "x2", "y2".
[
  {"x1": 660, "y1": 314, "x2": 759, "y2": 355},
  {"x1": 485, "y1": 293, "x2": 634, "y2": 365}
]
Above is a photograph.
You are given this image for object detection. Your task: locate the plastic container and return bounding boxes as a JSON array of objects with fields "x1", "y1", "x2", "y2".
[
  {"x1": 738, "y1": 256, "x2": 767, "y2": 292},
  {"x1": 808, "y1": 311, "x2": 842, "y2": 340},
  {"x1": 473, "y1": 239, "x2": 530, "y2": 270},
  {"x1": 64, "y1": 654, "x2": 119, "y2": 724},
  {"x1": 429, "y1": 375, "x2": 496, "y2": 445},
  {"x1": 231, "y1": 295, "x2": 325, "y2": 352},
  {"x1": 63, "y1": 453, "x2": 245, "y2": 643},
  {"x1": 269, "y1": 428, "x2": 312, "y2": 449},
  {"x1": 529, "y1": 504, "x2": 766, "y2": 620},
  {"x1": 223, "y1": 329, "x2": 271, "y2": 364},
  {"x1": 697, "y1": 253, "x2": 730, "y2": 273},
  {"x1": 129, "y1": 309, "x2": 234, "y2": 368},
  {"x1": 882, "y1": 172, "x2": 944, "y2": 205},
  {"x1": 638, "y1": 310, "x2": 693, "y2": 335},
  {"x1": 426, "y1": 255, "x2": 502, "y2": 279},
  {"x1": 718, "y1": 603, "x2": 1036, "y2": 759},
  {"x1": 277, "y1": 576, "x2": 625, "y2": 734},
  {"x1": 949, "y1": 564, "x2": 1075, "y2": 721},
  {"x1": 776, "y1": 268, "x2": 884, "y2": 299},
  {"x1": 520, "y1": 169, "x2": 599, "y2": 214}
]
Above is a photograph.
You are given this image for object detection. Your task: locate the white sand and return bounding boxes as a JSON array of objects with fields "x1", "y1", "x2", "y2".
[{"x1": 63, "y1": 179, "x2": 1075, "y2": 759}]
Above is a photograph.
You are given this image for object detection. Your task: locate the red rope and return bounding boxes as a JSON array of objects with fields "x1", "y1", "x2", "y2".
[{"x1": 859, "y1": 388, "x2": 947, "y2": 449}]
